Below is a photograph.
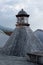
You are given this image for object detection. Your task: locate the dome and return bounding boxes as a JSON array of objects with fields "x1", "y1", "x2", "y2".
[{"x1": 16, "y1": 9, "x2": 29, "y2": 17}]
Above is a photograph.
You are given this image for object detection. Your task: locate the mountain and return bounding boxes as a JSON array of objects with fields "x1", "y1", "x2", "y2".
[
  {"x1": 34, "y1": 29, "x2": 43, "y2": 43},
  {"x1": 0, "y1": 25, "x2": 14, "y2": 36},
  {"x1": 0, "y1": 30, "x2": 9, "y2": 47},
  {"x1": 0, "y1": 25, "x2": 14, "y2": 32}
]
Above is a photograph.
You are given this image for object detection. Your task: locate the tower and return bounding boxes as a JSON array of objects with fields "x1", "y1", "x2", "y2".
[{"x1": 2, "y1": 9, "x2": 43, "y2": 57}]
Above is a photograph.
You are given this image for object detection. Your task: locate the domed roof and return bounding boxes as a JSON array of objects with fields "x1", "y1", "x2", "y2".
[{"x1": 16, "y1": 9, "x2": 29, "y2": 17}]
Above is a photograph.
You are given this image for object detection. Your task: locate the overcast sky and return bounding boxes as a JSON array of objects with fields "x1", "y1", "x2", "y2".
[{"x1": 0, "y1": 0, "x2": 43, "y2": 31}]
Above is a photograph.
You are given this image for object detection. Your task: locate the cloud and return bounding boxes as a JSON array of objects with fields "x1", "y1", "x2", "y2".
[{"x1": 0, "y1": 0, "x2": 43, "y2": 31}]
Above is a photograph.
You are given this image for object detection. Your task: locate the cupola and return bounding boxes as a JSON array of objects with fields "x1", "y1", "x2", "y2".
[{"x1": 16, "y1": 9, "x2": 30, "y2": 26}]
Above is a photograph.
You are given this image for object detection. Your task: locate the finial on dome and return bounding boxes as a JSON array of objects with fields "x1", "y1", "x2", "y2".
[{"x1": 22, "y1": 9, "x2": 23, "y2": 11}]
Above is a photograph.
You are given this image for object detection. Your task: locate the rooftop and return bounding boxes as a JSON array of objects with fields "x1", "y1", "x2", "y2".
[
  {"x1": 0, "y1": 55, "x2": 37, "y2": 65},
  {"x1": 16, "y1": 9, "x2": 29, "y2": 17}
]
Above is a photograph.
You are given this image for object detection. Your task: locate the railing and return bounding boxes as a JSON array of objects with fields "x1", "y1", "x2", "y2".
[{"x1": 26, "y1": 53, "x2": 43, "y2": 65}]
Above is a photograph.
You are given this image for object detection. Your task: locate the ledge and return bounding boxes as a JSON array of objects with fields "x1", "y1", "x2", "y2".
[{"x1": 16, "y1": 23, "x2": 30, "y2": 26}]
